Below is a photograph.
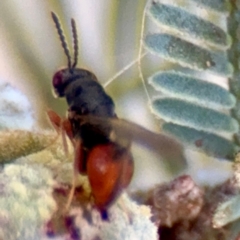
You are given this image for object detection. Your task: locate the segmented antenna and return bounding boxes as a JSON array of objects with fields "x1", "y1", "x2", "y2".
[
  {"x1": 71, "y1": 19, "x2": 78, "y2": 69},
  {"x1": 51, "y1": 12, "x2": 72, "y2": 69}
]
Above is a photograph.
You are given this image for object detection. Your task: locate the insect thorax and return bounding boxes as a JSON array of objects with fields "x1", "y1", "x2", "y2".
[{"x1": 64, "y1": 75, "x2": 115, "y2": 118}]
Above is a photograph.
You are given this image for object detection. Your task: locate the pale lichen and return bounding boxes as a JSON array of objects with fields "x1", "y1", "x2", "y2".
[{"x1": 0, "y1": 164, "x2": 56, "y2": 240}]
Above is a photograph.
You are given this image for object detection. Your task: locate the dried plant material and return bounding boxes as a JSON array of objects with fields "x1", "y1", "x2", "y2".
[
  {"x1": 149, "y1": 175, "x2": 204, "y2": 227},
  {"x1": 147, "y1": 176, "x2": 240, "y2": 240}
]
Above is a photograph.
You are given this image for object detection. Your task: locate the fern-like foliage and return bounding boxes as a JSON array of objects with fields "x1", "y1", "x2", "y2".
[{"x1": 143, "y1": 0, "x2": 239, "y2": 159}]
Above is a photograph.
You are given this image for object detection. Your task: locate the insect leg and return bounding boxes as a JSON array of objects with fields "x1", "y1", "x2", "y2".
[
  {"x1": 47, "y1": 110, "x2": 73, "y2": 138},
  {"x1": 47, "y1": 109, "x2": 74, "y2": 156},
  {"x1": 46, "y1": 109, "x2": 62, "y2": 132},
  {"x1": 65, "y1": 138, "x2": 83, "y2": 211}
]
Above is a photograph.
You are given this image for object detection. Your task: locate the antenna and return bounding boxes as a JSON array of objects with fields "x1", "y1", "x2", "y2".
[
  {"x1": 137, "y1": 3, "x2": 151, "y2": 103},
  {"x1": 51, "y1": 12, "x2": 72, "y2": 69},
  {"x1": 71, "y1": 19, "x2": 78, "y2": 69}
]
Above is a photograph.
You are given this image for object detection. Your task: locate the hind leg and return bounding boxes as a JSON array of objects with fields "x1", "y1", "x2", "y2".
[{"x1": 64, "y1": 138, "x2": 84, "y2": 211}]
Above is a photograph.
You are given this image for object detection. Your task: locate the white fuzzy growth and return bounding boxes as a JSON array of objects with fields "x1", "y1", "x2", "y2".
[
  {"x1": 8, "y1": 181, "x2": 28, "y2": 200},
  {"x1": 100, "y1": 194, "x2": 157, "y2": 240},
  {"x1": 0, "y1": 164, "x2": 56, "y2": 240},
  {"x1": 71, "y1": 193, "x2": 158, "y2": 240}
]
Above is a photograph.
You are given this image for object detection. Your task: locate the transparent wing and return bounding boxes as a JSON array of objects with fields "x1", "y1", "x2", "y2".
[{"x1": 77, "y1": 115, "x2": 187, "y2": 174}]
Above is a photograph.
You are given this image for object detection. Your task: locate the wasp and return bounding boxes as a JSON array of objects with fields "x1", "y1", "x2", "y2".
[{"x1": 48, "y1": 12, "x2": 186, "y2": 212}]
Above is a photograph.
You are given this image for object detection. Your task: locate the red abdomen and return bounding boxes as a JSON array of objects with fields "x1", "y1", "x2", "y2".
[{"x1": 87, "y1": 143, "x2": 133, "y2": 210}]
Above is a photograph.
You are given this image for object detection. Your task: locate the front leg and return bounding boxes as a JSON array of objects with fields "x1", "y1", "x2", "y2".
[{"x1": 47, "y1": 110, "x2": 85, "y2": 211}]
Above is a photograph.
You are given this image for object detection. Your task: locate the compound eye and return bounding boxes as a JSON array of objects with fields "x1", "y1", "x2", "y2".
[{"x1": 52, "y1": 71, "x2": 63, "y2": 89}]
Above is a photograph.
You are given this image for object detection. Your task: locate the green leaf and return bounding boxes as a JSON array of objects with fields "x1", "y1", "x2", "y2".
[
  {"x1": 149, "y1": 70, "x2": 236, "y2": 109},
  {"x1": 144, "y1": 34, "x2": 233, "y2": 77},
  {"x1": 162, "y1": 123, "x2": 239, "y2": 159},
  {"x1": 151, "y1": 98, "x2": 238, "y2": 134},
  {"x1": 148, "y1": 2, "x2": 231, "y2": 49},
  {"x1": 189, "y1": 0, "x2": 230, "y2": 15}
]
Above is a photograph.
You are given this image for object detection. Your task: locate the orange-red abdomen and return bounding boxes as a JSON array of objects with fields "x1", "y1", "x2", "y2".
[{"x1": 87, "y1": 143, "x2": 133, "y2": 209}]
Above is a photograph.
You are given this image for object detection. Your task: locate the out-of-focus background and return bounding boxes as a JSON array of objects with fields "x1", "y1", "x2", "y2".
[{"x1": 0, "y1": 0, "x2": 151, "y2": 128}]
